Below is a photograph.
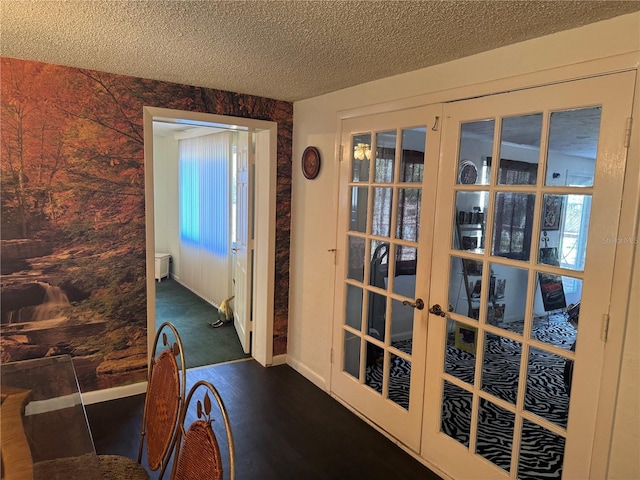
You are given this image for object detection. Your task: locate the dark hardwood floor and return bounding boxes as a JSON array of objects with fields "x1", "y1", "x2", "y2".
[{"x1": 86, "y1": 359, "x2": 442, "y2": 480}]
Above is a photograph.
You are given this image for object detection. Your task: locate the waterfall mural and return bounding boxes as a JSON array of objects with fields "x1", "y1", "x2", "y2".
[{"x1": 0, "y1": 57, "x2": 293, "y2": 392}]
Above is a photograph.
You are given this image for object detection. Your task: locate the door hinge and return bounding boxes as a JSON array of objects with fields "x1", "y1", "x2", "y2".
[
  {"x1": 601, "y1": 313, "x2": 610, "y2": 342},
  {"x1": 330, "y1": 348, "x2": 334, "y2": 364},
  {"x1": 338, "y1": 145, "x2": 344, "y2": 162},
  {"x1": 624, "y1": 117, "x2": 633, "y2": 148},
  {"x1": 327, "y1": 248, "x2": 337, "y2": 265}
]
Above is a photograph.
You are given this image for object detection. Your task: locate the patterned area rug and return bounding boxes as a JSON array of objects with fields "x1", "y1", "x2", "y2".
[{"x1": 366, "y1": 315, "x2": 577, "y2": 480}]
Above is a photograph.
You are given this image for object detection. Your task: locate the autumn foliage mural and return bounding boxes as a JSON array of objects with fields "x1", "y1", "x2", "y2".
[{"x1": 0, "y1": 58, "x2": 293, "y2": 392}]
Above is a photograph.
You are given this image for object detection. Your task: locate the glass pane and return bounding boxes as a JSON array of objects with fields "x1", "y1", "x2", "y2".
[
  {"x1": 445, "y1": 318, "x2": 476, "y2": 385},
  {"x1": 372, "y1": 187, "x2": 392, "y2": 237},
  {"x1": 454, "y1": 191, "x2": 489, "y2": 252},
  {"x1": 458, "y1": 119, "x2": 494, "y2": 186},
  {"x1": 393, "y1": 245, "x2": 416, "y2": 297},
  {"x1": 481, "y1": 333, "x2": 521, "y2": 404},
  {"x1": 390, "y1": 299, "x2": 413, "y2": 354},
  {"x1": 367, "y1": 291, "x2": 386, "y2": 342},
  {"x1": 518, "y1": 419, "x2": 565, "y2": 480},
  {"x1": 476, "y1": 398, "x2": 514, "y2": 473},
  {"x1": 0, "y1": 356, "x2": 98, "y2": 463},
  {"x1": 546, "y1": 107, "x2": 601, "y2": 188},
  {"x1": 369, "y1": 241, "x2": 388, "y2": 289},
  {"x1": 365, "y1": 341, "x2": 383, "y2": 394},
  {"x1": 344, "y1": 284, "x2": 363, "y2": 331},
  {"x1": 525, "y1": 347, "x2": 571, "y2": 428},
  {"x1": 347, "y1": 236, "x2": 365, "y2": 282},
  {"x1": 441, "y1": 381, "x2": 472, "y2": 447},
  {"x1": 498, "y1": 113, "x2": 542, "y2": 185},
  {"x1": 388, "y1": 355, "x2": 411, "y2": 410},
  {"x1": 396, "y1": 188, "x2": 421, "y2": 241},
  {"x1": 533, "y1": 275, "x2": 580, "y2": 350},
  {"x1": 488, "y1": 263, "x2": 528, "y2": 333},
  {"x1": 352, "y1": 133, "x2": 371, "y2": 182},
  {"x1": 400, "y1": 127, "x2": 426, "y2": 183},
  {"x1": 449, "y1": 256, "x2": 483, "y2": 320},
  {"x1": 349, "y1": 186, "x2": 368, "y2": 233},
  {"x1": 540, "y1": 194, "x2": 591, "y2": 272},
  {"x1": 374, "y1": 130, "x2": 396, "y2": 183},
  {"x1": 343, "y1": 331, "x2": 361, "y2": 379},
  {"x1": 492, "y1": 192, "x2": 536, "y2": 261}
]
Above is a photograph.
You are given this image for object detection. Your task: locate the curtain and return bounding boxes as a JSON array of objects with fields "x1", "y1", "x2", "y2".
[{"x1": 178, "y1": 131, "x2": 231, "y2": 306}]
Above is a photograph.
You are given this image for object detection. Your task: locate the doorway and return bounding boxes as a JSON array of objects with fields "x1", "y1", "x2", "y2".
[
  {"x1": 143, "y1": 107, "x2": 278, "y2": 368},
  {"x1": 330, "y1": 71, "x2": 635, "y2": 479}
]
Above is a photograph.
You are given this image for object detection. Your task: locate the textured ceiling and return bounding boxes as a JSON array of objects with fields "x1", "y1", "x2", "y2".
[{"x1": 2, "y1": 1, "x2": 640, "y2": 102}]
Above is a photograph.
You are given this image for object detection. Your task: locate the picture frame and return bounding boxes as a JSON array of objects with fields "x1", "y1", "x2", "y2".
[
  {"x1": 302, "y1": 146, "x2": 321, "y2": 179},
  {"x1": 538, "y1": 272, "x2": 567, "y2": 312},
  {"x1": 542, "y1": 195, "x2": 564, "y2": 231}
]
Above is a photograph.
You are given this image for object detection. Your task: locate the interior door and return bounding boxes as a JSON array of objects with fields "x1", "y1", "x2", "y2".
[
  {"x1": 421, "y1": 72, "x2": 635, "y2": 479},
  {"x1": 331, "y1": 105, "x2": 442, "y2": 451},
  {"x1": 233, "y1": 131, "x2": 252, "y2": 353}
]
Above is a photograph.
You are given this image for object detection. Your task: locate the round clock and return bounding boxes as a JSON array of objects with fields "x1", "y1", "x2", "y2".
[
  {"x1": 458, "y1": 160, "x2": 478, "y2": 185},
  {"x1": 302, "y1": 146, "x2": 321, "y2": 179}
]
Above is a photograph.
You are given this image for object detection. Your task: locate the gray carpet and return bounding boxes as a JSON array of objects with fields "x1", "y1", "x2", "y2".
[{"x1": 155, "y1": 279, "x2": 249, "y2": 369}]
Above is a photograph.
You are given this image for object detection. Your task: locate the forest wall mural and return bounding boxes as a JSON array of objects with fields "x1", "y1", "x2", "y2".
[{"x1": 0, "y1": 57, "x2": 293, "y2": 392}]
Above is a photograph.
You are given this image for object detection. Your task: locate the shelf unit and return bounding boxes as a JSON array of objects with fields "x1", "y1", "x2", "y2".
[{"x1": 454, "y1": 210, "x2": 505, "y2": 325}]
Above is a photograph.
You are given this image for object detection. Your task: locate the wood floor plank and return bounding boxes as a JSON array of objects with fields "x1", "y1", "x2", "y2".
[{"x1": 87, "y1": 360, "x2": 441, "y2": 479}]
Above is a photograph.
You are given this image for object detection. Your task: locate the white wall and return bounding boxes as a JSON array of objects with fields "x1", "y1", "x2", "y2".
[
  {"x1": 153, "y1": 134, "x2": 180, "y2": 277},
  {"x1": 289, "y1": 11, "x2": 639, "y2": 477}
]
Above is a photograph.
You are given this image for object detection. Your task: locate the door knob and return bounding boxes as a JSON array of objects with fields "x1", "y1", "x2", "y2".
[
  {"x1": 402, "y1": 298, "x2": 425, "y2": 310},
  {"x1": 428, "y1": 304, "x2": 446, "y2": 317}
]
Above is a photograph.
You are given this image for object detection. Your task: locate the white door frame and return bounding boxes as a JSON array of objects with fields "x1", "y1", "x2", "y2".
[{"x1": 143, "y1": 106, "x2": 278, "y2": 367}]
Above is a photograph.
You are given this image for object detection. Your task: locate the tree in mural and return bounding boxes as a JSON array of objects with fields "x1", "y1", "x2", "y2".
[{"x1": 1, "y1": 61, "x2": 73, "y2": 239}]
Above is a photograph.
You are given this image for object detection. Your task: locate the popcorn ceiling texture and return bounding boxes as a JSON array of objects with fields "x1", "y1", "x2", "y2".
[{"x1": 2, "y1": 1, "x2": 639, "y2": 102}]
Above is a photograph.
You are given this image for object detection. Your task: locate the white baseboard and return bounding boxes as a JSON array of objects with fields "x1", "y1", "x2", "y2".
[
  {"x1": 81, "y1": 381, "x2": 147, "y2": 405},
  {"x1": 286, "y1": 357, "x2": 327, "y2": 391}
]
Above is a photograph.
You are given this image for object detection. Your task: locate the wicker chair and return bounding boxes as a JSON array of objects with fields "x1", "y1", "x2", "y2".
[
  {"x1": 99, "y1": 322, "x2": 186, "y2": 479},
  {"x1": 169, "y1": 380, "x2": 235, "y2": 480}
]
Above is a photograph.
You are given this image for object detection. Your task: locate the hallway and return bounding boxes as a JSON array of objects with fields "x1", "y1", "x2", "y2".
[{"x1": 155, "y1": 279, "x2": 249, "y2": 369}]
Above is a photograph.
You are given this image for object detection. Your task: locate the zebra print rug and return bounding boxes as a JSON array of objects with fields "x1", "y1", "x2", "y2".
[{"x1": 365, "y1": 315, "x2": 576, "y2": 480}]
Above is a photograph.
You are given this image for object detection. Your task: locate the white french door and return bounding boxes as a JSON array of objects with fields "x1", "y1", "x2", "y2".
[
  {"x1": 331, "y1": 105, "x2": 442, "y2": 451},
  {"x1": 421, "y1": 72, "x2": 635, "y2": 479},
  {"x1": 331, "y1": 71, "x2": 635, "y2": 479}
]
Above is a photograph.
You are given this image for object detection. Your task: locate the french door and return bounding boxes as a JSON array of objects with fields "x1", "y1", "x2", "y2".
[
  {"x1": 422, "y1": 71, "x2": 635, "y2": 479},
  {"x1": 331, "y1": 71, "x2": 635, "y2": 479},
  {"x1": 331, "y1": 105, "x2": 442, "y2": 451}
]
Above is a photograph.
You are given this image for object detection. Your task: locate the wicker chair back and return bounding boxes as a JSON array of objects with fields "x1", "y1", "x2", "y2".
[{"x1": 170, "y1": 380, "x2": 235, "y2": 480}]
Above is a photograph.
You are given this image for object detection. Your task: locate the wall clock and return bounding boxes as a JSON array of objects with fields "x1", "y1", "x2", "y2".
[
  {"x1": 458, "y1": 160, "x2": 478, "y2": 185},
  {"x1": 302, "y1": 146, "x2": 321, "y2": 179}
]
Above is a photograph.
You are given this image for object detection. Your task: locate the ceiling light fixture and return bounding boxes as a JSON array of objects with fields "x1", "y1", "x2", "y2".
[{"x1": 354, "y1": 143, "x2": 371, "y2": 160}]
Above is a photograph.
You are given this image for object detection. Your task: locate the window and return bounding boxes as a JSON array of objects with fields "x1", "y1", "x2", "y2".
[{"x1": 491, "y1": 159, "x2": 537, "y2": 260}]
